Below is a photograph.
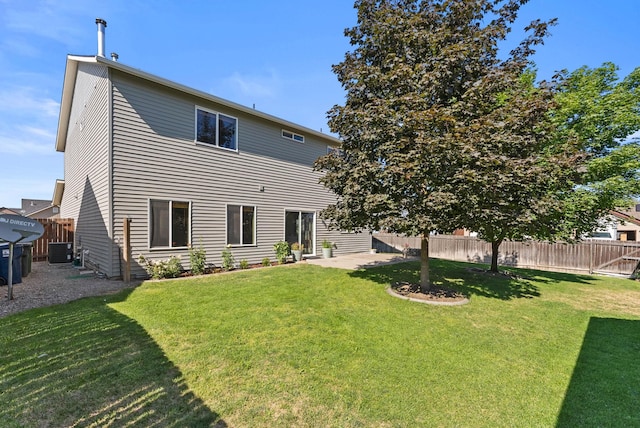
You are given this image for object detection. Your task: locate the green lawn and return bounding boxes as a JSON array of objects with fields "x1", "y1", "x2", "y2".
[{"x1": 1, "y1": 259, "x2": 639, "y2": 427}]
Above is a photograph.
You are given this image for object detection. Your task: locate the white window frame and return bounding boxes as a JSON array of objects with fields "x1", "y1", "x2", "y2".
[
  {"x1": 148, "y1": 199, "x2": 192, "y2": 250},
  {"x1": 284, "y1": 209, "x2": 317, "y2": 256},
  {"x1": 195, "y1": 106, "x2": 239, "y2": 152},
  {"x1": 282, "y1": 129, "x2": 305, "y2": 143},
  {"x1": 226, "y1": 204, "x2": 257, "y2": 247}
]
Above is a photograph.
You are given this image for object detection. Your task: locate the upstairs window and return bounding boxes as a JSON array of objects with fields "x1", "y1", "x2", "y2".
[
  {"x1": 282, "y1": 129, "x2": 304, "y2": 143},
  {"x1": 196, "y1": 107, "x2": 238, "y2": 151}
]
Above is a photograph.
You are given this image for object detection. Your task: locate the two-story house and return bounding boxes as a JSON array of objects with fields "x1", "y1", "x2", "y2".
[{"x1": 53, "y1": 21, "x2": 370, "y2": 279}]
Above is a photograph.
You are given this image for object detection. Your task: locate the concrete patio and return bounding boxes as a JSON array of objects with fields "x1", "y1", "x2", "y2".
[{"x1": 305, "y1": 252, "x2": 418, "y2": 270}]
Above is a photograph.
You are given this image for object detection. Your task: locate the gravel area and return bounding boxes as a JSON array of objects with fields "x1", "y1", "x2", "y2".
[{"x1": 0, "y1": 262, "x2": 138, "y2": 318}]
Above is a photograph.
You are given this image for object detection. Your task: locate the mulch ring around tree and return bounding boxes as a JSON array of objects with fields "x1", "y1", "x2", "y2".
[
  {"x1": 466, "y1": 267, "x2": 529, "y2": 280},
  {"x1": 387, "y1": 281, "x2": 470, "y2": 306}
]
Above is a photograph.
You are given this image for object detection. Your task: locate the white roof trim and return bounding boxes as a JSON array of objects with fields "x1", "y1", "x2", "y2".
[
  {"x1": 55, "y1": 55, "x2": 340, "y2": 152},
  {"x1": 52, "y1": 179, "x2": 65, "y2": 206}
]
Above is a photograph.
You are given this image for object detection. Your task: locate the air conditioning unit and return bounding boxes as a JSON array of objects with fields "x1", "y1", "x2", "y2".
[{"x1": 49, "y1": 242, "x2": 73, "y2": 264}]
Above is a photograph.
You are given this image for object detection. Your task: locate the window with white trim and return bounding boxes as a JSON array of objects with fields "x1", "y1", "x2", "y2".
[
  {"x1": 285, "y1": 210, "x2": 315, "y2": 255},
  {"x1": 282, "y1": 129, "x2": 304, "y2": 143},
  {"x1": 227, "y1": 205, "x2": 256, "y2": 245},
  {"x1": 150, "y1": 200, "x2": 190, "y2": 248},
  {"x1": 196, "y1": 107, "x2": 238, "y2": 150}
]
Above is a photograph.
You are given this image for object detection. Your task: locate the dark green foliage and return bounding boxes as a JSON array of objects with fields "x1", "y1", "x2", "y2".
[
  {"x1": 447, "y1": 69, "x2": 584, "y2": 271},
  {"x1": 316, "y1": 0, "x2": 565, "y2": 279}
]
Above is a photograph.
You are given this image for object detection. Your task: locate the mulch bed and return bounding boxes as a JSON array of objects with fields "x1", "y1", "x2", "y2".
[{"x1": 389, "y1": 281, "x2": 468, "y2": 304}]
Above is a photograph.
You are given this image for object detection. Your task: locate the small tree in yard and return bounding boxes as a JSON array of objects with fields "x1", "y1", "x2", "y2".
[{"x1": 316, "y1": 0, "x2": 565, "y2": 287}]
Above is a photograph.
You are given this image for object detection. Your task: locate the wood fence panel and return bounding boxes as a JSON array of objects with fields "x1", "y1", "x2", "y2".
[
  {"x1": 32, "y1": 219, "x2": 75, "y2": 262},
  {"x1": 372, "y1": 233, "x2": 640, "y2": 276}
]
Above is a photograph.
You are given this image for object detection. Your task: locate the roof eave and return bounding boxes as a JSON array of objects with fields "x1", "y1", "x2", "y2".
[
  {"x1": 610, "y1": 209, "x2": 640, "y2": 227},
  {"x1": 55, "y1": 55, "x2": 98, "y2": 152},
  {"x1": 52, "y1": 179, "x2": 65, "y2": 206},
  {"x1": 54, "y1": 55, "x2": 341, "y2": 153},
  {"x1": 91, "y1": 56, "x2": 341, "y2": 145}
]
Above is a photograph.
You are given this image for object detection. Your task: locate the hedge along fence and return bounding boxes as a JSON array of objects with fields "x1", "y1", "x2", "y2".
[{"x1": 372, "y1": 233, "x2": 640, "y2": 276}]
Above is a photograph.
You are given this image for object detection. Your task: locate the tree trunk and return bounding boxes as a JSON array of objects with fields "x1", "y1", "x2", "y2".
[
  {"x1": 420, "y1": 234, "x2": 430, "y2": 292},
  {"x1": 490, "y1": 240, "x2": 502, "y2": 272}
]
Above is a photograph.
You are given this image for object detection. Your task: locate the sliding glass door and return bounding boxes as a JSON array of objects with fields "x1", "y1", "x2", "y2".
[{"x1": 285, "y1": 211, "x2": 315, "y2": 254}]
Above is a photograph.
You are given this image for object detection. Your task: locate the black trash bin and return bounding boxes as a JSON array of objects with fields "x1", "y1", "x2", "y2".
[
  {"x1": 21, "y1": 243, "x2": 33, "y2": 277},
  {"x1": 0, "y1": 243, "x2": 23, "y2": 285}
]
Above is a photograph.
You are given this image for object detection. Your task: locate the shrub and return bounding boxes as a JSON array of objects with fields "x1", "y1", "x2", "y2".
[
  {"x1": 239, "y1": 259, "x2": 249, "y2": 269},
  {"x1": 221, "y1": 245, "x2": 235, "y2": 270},
  {"x1": 273, "y1": 241, "x2": 290, "y2": 264},
  {"x1": 138, "y1": 254, "x2": 183, "y2": 279},
  {"x1": 189, "y1": 244, "x2": 207, "y2": 276},
  {"x1": 262, "y1": 257, "x2": 272, "y2": 267},
  {"x1": 322, "y1": 239, "x2": 333, "y2": 249},
  {"x1": 291, "y1": 242, "x2": 303, "y2": 251}
]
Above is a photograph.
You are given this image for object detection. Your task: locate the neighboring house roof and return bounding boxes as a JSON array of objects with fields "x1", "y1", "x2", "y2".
[
  {"x1": 0, "y1": 207, "x2": 20, "y2": 215},
  {"x1": 26, "y1": 205, "x2": 60, "y2": 219},
  {"x1": 21, "y1": 199, "x2": 54, "y2": 216},
  {"x1": 610, "y1": 209, "x2": 640, "y2": 227},
  {"x1": 56, "y1": 55, "x2": 341, "y2": 153}
]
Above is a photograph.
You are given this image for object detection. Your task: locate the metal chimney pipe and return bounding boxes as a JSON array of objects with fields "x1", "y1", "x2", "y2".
[
  {"x1": 111, "y1": 52, "x2": 119, "y2": 62},
  {"x1": 95, "y1": 18, "x2": 107, "y2": 57}
]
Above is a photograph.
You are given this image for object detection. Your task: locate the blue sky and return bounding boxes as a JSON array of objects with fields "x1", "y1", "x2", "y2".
[{"x1": 0, "y1": 0, "x2": 638, "y2": 209}]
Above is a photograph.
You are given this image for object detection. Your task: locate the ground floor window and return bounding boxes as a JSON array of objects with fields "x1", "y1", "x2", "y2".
[
  {"x1": 617, "y1": 230, "x2": 637, "y2": 241},
  {"x1": 150, "y1": 200, "x2": 190, "y2": 248},
  {"x1": 285, "y1": 211, "x2": 315, "y2": 254},
  {"x1": 227, "y1": 205, "x2": 256, "y2": 245}
]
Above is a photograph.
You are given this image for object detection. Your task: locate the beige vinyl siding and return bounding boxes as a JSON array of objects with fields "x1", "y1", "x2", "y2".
[
  {"x1": 110, "y1": 71, "x2": 369, "y2": 278},
  {"x1": 59, "y1": 62, "x2": 112, "y2": 274}
]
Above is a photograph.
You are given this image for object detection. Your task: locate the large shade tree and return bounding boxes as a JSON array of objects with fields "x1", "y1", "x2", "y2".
[
  {"x1": 447, "y1": 70, "x2": 582, "y2": 272},
  {"x1": 550, "y1": 64, "x2": 640, "y2": 239},
  {"x1": 316, "y1": 0, "x2": 564, "y2": 288}
]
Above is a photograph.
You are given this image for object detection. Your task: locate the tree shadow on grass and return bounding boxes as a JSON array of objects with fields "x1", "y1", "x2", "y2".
[
  {"x1": 0, "y1": 289, "x2": 226, "y2": 427},
  {"x1": 520, "y1": 268, "x2": 596, "y2": 286},
  {"x1": 556, "y1": 317, "x2": 640, "y2": 427},
  {"x1": 350, "y1": 258, "x2": 597, "y2": 300}
]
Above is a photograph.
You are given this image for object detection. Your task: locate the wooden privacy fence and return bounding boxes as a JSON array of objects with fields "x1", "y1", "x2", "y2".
[
  {"x1": 372, "y1": 233, "x2": 640, "y2": 276},
  {"x1": 31, "y1": 218, "x2": 75, "y2": 262}
]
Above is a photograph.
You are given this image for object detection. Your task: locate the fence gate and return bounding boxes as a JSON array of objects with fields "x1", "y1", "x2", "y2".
[{"x1": 32, "y1": 219, "x2": 75, "y2": 262}]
